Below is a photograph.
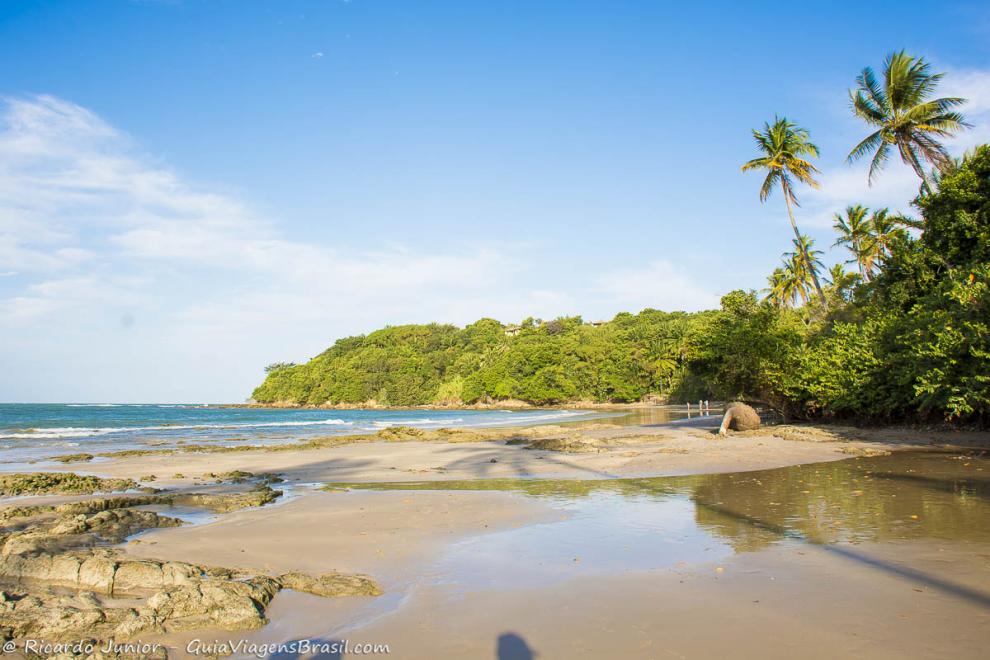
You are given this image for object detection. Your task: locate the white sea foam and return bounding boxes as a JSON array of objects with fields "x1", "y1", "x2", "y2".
[
  {"x1": 0, "y1": 418, "x2": 353, "y2": 440},
  {"x1": 66, "y1": 404, "x2": 122, "y2": 407},
  {"x1": 486, "y1": 410, "x2": 587, "y2": 423},
  {"x1": 372, "y1": 418, "x2": 465, "y2": 427}
]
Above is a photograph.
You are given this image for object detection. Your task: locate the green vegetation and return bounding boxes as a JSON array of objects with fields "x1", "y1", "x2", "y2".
[
  {"x1": 741, "y1": 117, "x2": 825, "y2": 302},
  {"x1": 252, "y1": 311, "x2": 713, "y2": 406},
  {"x1": 253, "y1": 51, "x2": 986, "y2": 425},
  {"x1": 847, "y1": 51, "x2": 968, "y2": 189},
  {"x1": 695, "y1": 145, "x2": 989, "y2": 423},
  {"x1": 0, "y1": 472, "x2": 139, "y2": 496}
]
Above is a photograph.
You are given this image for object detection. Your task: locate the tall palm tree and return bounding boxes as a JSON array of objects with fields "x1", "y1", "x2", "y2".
[
  {"x1": 868, "y1": 208, "x2": 921, "y2": 266},
  {"x1": 742, "y1": 117, "x2": 826, "y2": 303},
  {"x1": 847, "y1": 51, "x2": 968, "y2": 190},
  {"x1": 784, "y1": 235, "x2": 825, "y2": 306},
  {"x1": 832, "y1": 204, "x2": 877, "y2": 280}
]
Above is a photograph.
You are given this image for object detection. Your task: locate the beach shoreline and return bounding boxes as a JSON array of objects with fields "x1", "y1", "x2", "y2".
[
  {"x1": 19, "y1": 417, "x2": 952, "y2": 488},
  {"x1": 3, "y1": 417, "x2": 989, "y2": 658}
]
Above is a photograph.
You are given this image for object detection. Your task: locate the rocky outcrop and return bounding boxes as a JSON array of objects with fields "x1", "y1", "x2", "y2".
[
  {"x1": 718, "y1": 402, "x2": 762, "y2": 434},
  {"x1": 278, "y1": 571, "x2": 382, "y2": 597},
  {"x1": 170, "y1": 485, "x2": 282, "y2": 512},
  {"x1": 0, "y1": 485, "x2": 380, "y2": 645},
  {"x1": 0, "y1": 552, "x2": 281, "y2": 640},
  {"x1": 0, "y1": 549, "x2": 380, "y2": 641},
  {"x1": 49, "y1": 453, "x2": 95, "y2": 464},
  {"x1": 0, "y1": 473, "x2": 141, "y2": 497}
]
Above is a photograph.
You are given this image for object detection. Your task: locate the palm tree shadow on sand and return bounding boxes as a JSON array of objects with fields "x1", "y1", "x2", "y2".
[{"x1": 497, "y1": 632, "x2": 536, "y2": 659}]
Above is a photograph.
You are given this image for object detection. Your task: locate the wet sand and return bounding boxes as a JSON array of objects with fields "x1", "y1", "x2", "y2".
[
  {"x1": 39, "y1": 420, "x2": 912, "y2": 488},
  {"x1": 5, "y1": 419, "x2": 989, "y2": 658},
  {"x1": 346, "y1": 540, "x2": 990, "y2": 659},
  {"x1": 125, "y1": 489, "x2": 554, "y2": 579}
]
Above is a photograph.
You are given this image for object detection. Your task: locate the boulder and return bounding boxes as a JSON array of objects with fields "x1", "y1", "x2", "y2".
[
  {"x1": 718, "y1": 402, "x2": 761, "y2": 434},
  {"x1": 278, "y1": 571, "x2": 382, "y2": 597}
]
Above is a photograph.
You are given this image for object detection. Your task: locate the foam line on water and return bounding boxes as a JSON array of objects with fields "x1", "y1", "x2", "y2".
[{"x1": 0, "y1": 418, "x2": 354, "y2": 440}]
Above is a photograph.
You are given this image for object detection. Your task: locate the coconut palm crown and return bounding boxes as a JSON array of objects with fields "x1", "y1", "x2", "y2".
[
  {"x1": 742, "y1": 117, "x2": 825, "y2": 303},
  {"x1": 833, "y1": 205, "x2": 875, "y2": 280},
  {"x1": 847, "y1": 51, "x2": 969, "y2": 190}
]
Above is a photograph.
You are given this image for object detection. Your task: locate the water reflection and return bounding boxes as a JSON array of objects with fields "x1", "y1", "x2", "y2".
[
  {"x1": 327, "y1": 450, "x2": 990, "y2": 553},
  {"x1": 691, "y1": 451, "x2": 990, "y2": 549},
  {"x1": 600, "y1": 405, "x2": 722, "y2": 427}
]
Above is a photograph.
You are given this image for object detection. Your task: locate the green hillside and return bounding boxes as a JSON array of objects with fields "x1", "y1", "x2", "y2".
[
  {"x1": 252, "y1": 311, "x2": 713, "y2": 406},
  {"x1": 255, "y1": 147, "x2": 989, "y2": 424}
]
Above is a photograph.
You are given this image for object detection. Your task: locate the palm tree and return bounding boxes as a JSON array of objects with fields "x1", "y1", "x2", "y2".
[
  {"x1": 847, "y1": 51, "x2": 968, "y2": 190},
  {"x1": 784, "y1": 235, "x2": 825, "y2": 305},
  {"x1": 826, "y1": 263, "x2": 860, "y2": 302},
  {"x1": 765, "y1": 267, "x2": 795, "y2": 309},
  {"x1": 742, "y1": 117, "x2": 826, "y2": 303},
  {"x1": 648, "y1": 335, "x2": 684, "y2": 394},
  {"x1": 868, "y1": 208, "x2": 921, "y2": 266},
  {"x1": 832, "y1": 205, "x2": 877, "y2": 280}
]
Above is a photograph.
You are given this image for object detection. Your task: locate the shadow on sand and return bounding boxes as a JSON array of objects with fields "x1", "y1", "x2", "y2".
[{"x1": 497, "y1": 632, "x2": 536, "y2": 659}]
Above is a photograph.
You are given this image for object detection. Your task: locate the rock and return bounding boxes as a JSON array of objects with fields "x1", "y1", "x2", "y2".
[
  {"x1": 0, "y1": 486, "x2": 379, "y2": 644},
  {"x1": 0, "y1": 472, "x2": 139, "y2": 497},
  {"x1": 521, "y1": 436, "x2": 604, "y2": 453},
  {"x1": 278, "y1": 571, "x2": 382, "y2": 597},
  {"x1": 78, "y1": 554, "x2": 117, "y2": 593},
  {"x1": 49, "y1": 453, "x2": 95, "y2": 464},
  {"x1": 170, "y1": 485, "x2": 282, "y2": 512},
  {"x1": 718, "y1": 402, "x2": 762, "y2": 435},
  {"x1": 113, "y1": 560, "x2": 165, "y2": 593}
]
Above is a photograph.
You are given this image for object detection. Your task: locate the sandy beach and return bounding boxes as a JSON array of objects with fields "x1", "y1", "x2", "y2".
[
  {"x1": 41, "y1": 418, "x2": 927, "y2": 487},
  {"x1": 3, "y1": 416, "x2": 989, "y2": 658}
]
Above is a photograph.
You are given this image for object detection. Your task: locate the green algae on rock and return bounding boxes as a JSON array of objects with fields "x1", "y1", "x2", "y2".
[{"x1": 0, "y1": 473, "x2": 141, "y2": 497}]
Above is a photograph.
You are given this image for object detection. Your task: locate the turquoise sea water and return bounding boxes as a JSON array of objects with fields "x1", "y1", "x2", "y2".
[{"x1": 0, "y1": 404, "x2": 604, "y2": 466}]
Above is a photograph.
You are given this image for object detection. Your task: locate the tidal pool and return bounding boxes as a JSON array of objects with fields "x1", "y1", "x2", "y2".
[{"x1": 328, "y1": 448, "x2": 990, "y2": 548}]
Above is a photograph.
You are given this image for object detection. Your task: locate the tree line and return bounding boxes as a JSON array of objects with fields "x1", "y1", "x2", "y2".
[{"x1": 254, "y1": 51, "x2": 988, "y2": 424}]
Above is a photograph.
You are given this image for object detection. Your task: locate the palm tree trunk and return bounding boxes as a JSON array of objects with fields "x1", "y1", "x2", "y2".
[
  {"x1": 853, "y1": 239, "x2": 867, "y2": 281},
  {"x1": 782, "y1": 188, "x2": 826, "y2": 304}
]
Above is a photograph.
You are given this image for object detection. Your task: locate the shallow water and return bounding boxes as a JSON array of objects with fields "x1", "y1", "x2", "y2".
[
  {"x1": 230, "y1": 448, "x2": 989, "y2": 652},
  {"x1": 340, "y1": 450, "x2": 990, "y2": 589}
]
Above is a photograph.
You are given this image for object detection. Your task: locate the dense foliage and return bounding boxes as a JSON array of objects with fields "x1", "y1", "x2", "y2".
[
  {"x1": 691, "y1": 147, "x2": 990, "y2": 423},
  {"x1": 256, "y1": 48, "x2": 984, "y2": 425},
  {"x1": 252, "y1": 311, "x2": 714, "y2": 406},
  {"x1": 254, "y1": 147, "x2": 988, "y2": 422}
]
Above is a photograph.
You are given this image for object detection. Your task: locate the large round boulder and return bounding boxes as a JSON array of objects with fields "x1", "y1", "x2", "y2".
[{"x1": 718, "y1": 402, "x2": 761, "y2": 434}]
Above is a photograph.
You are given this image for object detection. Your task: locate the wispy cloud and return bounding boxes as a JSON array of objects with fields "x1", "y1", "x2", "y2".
[
  {"x1": 594, "y1": 260, "x2": 720, "y2": 312},
  {"x1": 801, "y1": 66, "x2": 990, "y2": 229},
  {"x1": 0, "y1": 95, "x2": 512, "y2": 322},
  {"x1": 0, "y1": 95, "x2": 719, "y2": 401}
]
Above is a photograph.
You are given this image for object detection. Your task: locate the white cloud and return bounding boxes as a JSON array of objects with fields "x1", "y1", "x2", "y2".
[
  {"x1": 0, "y1": 95, "x2": 515, "y2": 322},
  {"x1": 594, "y1": 260, "x2": 720, "y2": 313},
  {"x1": 0, "y1": 94, "x2": 720, "y2": 401}
]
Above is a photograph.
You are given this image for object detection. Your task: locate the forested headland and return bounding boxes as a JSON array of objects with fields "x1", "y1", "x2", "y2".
[{"x1": 254, "y1": 53, "x2": 988, "y2": 425}]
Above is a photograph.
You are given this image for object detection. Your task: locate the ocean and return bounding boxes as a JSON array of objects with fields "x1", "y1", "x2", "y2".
[{"x1": 0, "y1": 404, "x2": 605, "y2": 467}]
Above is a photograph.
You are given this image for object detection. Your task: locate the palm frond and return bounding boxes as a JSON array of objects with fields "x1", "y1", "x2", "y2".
[
  {"x1": 848, "y1": 51, "x2": 969, "y2": 188},
  {"x1": 847, "y1": 130, "x2": 884, "y2": 163},
  {"x1": 867, "y1": 141, "x2": 890, "y2": 184}
]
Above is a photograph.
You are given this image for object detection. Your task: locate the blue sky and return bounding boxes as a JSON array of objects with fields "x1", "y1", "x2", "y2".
[{"x1": 1, "y1": 0, "x2": 989, "y2": 402}]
